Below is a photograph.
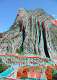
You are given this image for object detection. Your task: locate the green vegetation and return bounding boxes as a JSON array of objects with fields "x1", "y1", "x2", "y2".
[
  {"x1": 16, "y1": 46, "x2": 24, "y2": 54},
  {"x1": 0, "y1": 64, "x2": 8, "y2": 73}
]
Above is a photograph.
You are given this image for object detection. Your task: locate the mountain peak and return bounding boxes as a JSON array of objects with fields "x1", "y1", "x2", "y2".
[{"x1": 17, "y1": 8, "x2": 27, "y2": 17}]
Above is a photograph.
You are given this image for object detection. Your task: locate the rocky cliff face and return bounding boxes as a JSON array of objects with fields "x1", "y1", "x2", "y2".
[{"x1": 0, "y1": 9, "x2": 57, "y2": 61}]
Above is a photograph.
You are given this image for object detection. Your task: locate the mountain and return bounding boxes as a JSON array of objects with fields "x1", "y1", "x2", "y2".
[{"x1": 0, "y1": 8, "x2": 57, "y2": 62}]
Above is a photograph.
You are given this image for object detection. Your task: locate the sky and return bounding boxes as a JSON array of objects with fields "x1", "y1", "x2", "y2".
[{"x1": 0, "y1": 0, "x2": 57, "y2": 32}]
